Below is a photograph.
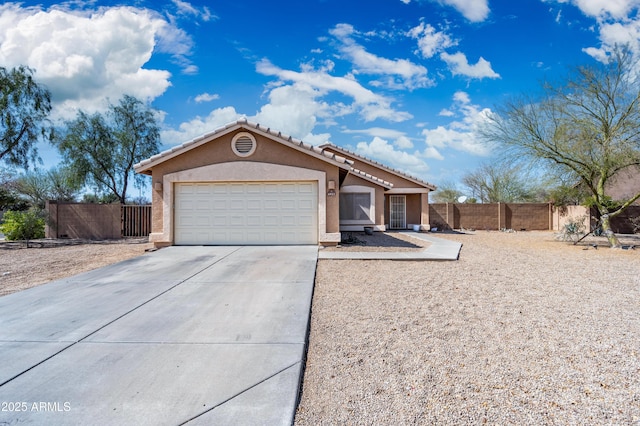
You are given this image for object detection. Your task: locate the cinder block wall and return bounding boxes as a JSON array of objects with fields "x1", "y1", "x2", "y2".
[
  {"x1": 507, "y1": 203, "x2": 551, "y2": 231},
  {"x1": 46, "y1": 202, "x2": 121, "y2": 239},
  {"x1": 429, "y1": 203, "x2": 553, "y2": 231}
]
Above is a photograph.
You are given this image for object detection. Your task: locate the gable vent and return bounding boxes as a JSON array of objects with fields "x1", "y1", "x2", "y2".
[{"x1": 231, "y1": 132, "x2": 257, "y2": 157}]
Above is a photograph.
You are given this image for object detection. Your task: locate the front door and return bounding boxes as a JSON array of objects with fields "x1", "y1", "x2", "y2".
[{"x1": 389, "y1": 195, "x2": 406, "y2": 229}]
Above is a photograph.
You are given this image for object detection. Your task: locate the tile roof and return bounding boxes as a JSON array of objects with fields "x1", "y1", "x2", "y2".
[
  {"x1": 349, "y1": 168, "x2": 393, "y2": 189},
  {"x1": 319, "y1": 142, "x2": 437, "y2": 190},
  {"x1": 134, "y1": 119, "x2": 354, "y2": 173}
]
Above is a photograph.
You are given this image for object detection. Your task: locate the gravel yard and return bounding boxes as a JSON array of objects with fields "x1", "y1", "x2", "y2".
[{"x1": 296, "y1": 231, "x2": 640, "y2": 425}]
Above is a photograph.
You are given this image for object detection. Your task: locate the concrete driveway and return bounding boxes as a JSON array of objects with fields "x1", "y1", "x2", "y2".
[{"x1": 0, "y1": 245, "x2": 318, "y2": 425}]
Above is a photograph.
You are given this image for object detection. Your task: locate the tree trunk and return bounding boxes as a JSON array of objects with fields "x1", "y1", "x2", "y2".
[{"x1": 599, "y1": 212, "x2": 621, "y2": 248}]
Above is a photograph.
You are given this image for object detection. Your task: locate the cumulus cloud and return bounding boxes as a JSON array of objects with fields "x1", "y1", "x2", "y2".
[
  {"x1": 547, "y1": 0, "x2": 640, "y2": 62},
  {"x1": 329, "y1": 23, "x2": 432, "y2": 90},
  {"x1": 408, "y1": 22, "x2": 457, "y2": 58},
  {"x1": 440, "y1": 51, "x2": 500, "y2": 79},
  {"x1": 421, "y1": 91, "x2": 494, "y2": 159},
  {"x1": 0, "y1": 3, "x2": 196, "y2": 118},
  {"x1": 161, "y1": 106, "x2": 243, "y2": 146},
  {"x1": 555, "y1": 0, "x2": 640, "y2": 20},
  {"x1": 253, "y1": 84, "x2": 327, "y2": 141},
  {"x1": 437, "y1": 0, "x2": 490, "y2": 22},
  {"x1": 256, "y1": 58, "x2": 412, "y2": 122},
  {"x1": 356, "y1": 137, "x2": 430, "y2": 177}
]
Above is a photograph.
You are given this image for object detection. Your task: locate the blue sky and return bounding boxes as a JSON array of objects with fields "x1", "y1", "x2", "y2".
[{"x1": 1, "y1": 0, "x2": 639, "y2": 191}]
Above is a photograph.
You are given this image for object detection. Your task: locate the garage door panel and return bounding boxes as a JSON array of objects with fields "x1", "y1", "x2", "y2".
[{"x1": 175, "y1": 182, "x2": 318, "y2": 245}]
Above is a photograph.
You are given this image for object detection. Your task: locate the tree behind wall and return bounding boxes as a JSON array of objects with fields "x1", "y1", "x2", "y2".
[
  {"x1": 461, "y1": 163, "x2": 541, "y2": 203},
  {"x1": 0, "y1": 66, "x2": 52, "y2": 168},
  {"x1": 482, "y1": 47, "x2": 640, "y2": 247},
  {"x1": 55, "y1": 95, "x2": 160, "y2": 204}
]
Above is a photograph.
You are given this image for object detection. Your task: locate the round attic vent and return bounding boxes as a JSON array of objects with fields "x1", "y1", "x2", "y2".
[{"x1": 231, "y1": 132, "x2": 257, "y2": 157}]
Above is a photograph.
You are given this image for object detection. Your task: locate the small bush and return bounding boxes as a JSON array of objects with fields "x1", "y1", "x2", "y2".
[
  {"x1": 0, "y1": 209, "x2": 45, "y2": 241},
  {"x1": 559, "y1": 215, "x2": 587, "y2": 241}
]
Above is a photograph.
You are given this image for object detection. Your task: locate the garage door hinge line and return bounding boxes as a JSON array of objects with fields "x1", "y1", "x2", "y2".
[{"x1": 0, "y1": 247, "x2": 244, "y2": 389}]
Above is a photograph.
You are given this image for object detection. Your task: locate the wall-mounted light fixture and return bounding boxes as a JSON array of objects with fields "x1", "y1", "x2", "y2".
[
  {"x1": 327, "y1": 180, "x2": 336, "y2": 196},
  {"x1": 154, "y1": 182, "x2": 163, "y2": 191}
]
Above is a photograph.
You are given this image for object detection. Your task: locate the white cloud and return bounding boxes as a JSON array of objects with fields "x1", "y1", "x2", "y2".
[
  {"x1": 343, "y1": 127, "x2": 414, "y2": 149},
  {"x1": 407, "y1": 22, "x2": 457, "y2": 59},
  {"x1": 356, "y1": 137, "x2": 430, "y2": 177},
  {"x1": 584, "y1": 19, "x2": 640, "y2": 61},
  {"x1": 424, "y1": 146, "x2": 445, "y2": 160},
  {"x1": 253, "y1": 84, "x2": 326, "y2": 141},
  {"x1": 329, "y1": 24, "x2": 432, "y2": 90},
  {"x1": 0, "y1": 3, "x2": 194, "y2": 118},
  {"x1": 171, "y1": 0, "x2": 216, "y2": 21},
  {"x1": 256, "y1": 58, "x2": 413, "y2": 122},
  {"x1": 437, "y1": 0, "x2": 490, "y2": 22},
  {"x1": 167, "y1": 84, "x2": 332, "y2": 148},
  {"x1": 194, "y1": 92, "x2": 220, "y2": 103},
  {"x1": 161, "y1": 106, "x2": 243, "y2": 146},
  {"x1": 395, "y1": 136, "x2": 414, "y2": 149},
  {"x1": 557, "y1": 0, "x2": 640, "y2": 19},
  {"x1": 440, "y1": 51, "x2": 500, "y2": 79},
  {"x1": 547, "y1": 0, "x2": 640, "y2": 62},
  {"x1": 421, "y1": 91, "x2": 494, "y2": 158}
]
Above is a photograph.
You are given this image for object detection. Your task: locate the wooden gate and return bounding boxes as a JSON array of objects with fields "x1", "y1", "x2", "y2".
[{"x1": 122, "y1": 205, "x2": 152, "y2": 237}]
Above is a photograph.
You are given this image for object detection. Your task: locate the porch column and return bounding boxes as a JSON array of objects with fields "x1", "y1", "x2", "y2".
[{"x1": 420, "y1": 193, "x2": 429, "y2": 230}]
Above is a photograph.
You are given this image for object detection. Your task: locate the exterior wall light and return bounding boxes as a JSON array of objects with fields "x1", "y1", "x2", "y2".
[{"x1": 328, "y1": 180, "x2": 336, "y2": 196}]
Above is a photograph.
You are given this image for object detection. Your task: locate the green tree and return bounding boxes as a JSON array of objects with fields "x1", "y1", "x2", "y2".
[
  {"x1": 461, "y1": 163, "x2": 540, "y2": 203},
  {"x1": 0, "y1": 209, "x2": 46, "y2": 244},
  {"x1": 0, "y1": 66, "x2": 52, "y2": 168},
  {"x1": 482, "y1": 47, "x2": 640, "y2": 247},
  {"x1": 0, "y1": 169, "x2": 28, "y2": 211},
  {"x1": 14, "y1": 167, "x2": 82, "y2": 209},
  {"x1": 56, "y1": 95, "x2": 160, "y2": 204},
  {"x1": 431, "y1": 180, "x2": 465, "y2": 203}
]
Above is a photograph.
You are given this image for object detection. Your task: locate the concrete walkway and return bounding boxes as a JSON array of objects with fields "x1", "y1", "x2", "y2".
[
  {"x1": 318, "y1": 231, "x2": 462, "y2": 260},
  {"x1": 0, "y1": 245, "x2": 318, "y2": 425}
]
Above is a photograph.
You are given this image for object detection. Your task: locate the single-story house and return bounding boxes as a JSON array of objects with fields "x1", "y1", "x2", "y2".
[{"x1": 134, "y1": 119, "x2": 436, "y2": 247}]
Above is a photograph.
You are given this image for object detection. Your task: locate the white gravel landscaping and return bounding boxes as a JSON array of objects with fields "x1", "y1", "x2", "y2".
[{"x1": 295, "y1": 231, "x2": 640, "y2": 424}]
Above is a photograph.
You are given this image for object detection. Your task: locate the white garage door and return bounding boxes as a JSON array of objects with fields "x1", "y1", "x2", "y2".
[{"x1": 174, "y1": 182, "x2": 318, "y2": 245}]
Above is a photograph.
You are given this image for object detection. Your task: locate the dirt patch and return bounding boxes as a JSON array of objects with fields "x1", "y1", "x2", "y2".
[{"x1": 0, "y1": 238, "x2": 154, "y2": 297}]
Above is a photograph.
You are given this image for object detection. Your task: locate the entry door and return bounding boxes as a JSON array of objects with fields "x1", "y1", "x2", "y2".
[{"x1": 389, "y1": 195, "x2": 406, "y2": 229}]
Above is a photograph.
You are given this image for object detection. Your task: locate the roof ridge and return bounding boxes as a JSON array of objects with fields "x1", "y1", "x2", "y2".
[
  {"x1": 134, "y1": 119, "x2": 354, "y2": 172},
  {"x1": 319, "y1": 142, "x2": 436, "y2": 189}
]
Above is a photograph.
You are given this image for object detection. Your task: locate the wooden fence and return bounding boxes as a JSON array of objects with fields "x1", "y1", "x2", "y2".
[
  {"x1": 45, "y1": 201, "x2": 152, "y2": 239},
  {"x1": 122, "y1": 205, "x2": 152, "y2": 237}
]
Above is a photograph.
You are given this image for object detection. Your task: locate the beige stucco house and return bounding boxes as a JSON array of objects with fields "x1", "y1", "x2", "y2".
[{"x1": 134, "y1": 119, "x2": 435, "y2": 247}]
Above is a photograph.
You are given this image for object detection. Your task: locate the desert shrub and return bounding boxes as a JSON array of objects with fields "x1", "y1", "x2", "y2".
[
  {"x1": 559, "y1": 215, "x2": 587, "y2": 241},
  {"x1": 0, "y1": 209, "x2": 45, "y2": 241}
]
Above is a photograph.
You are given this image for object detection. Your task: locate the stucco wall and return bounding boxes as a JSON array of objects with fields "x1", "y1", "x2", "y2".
[
  {"x1": 607, "y1": 166, "x2": 640, "y2": 203},
  {"x1": 147, "y1": 129, "x2": 343, "y2": 244},
  {"x1": 341, "y1": 173, "x2": 386, "y2": 228},
  {"x1": 324, "y1": 148, "x2": 425, "y2": 189}
]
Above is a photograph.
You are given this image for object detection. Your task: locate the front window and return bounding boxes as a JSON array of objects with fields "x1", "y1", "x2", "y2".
[{"x1": 340, "y1": 192, "x2": 372, "y2": 221}]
